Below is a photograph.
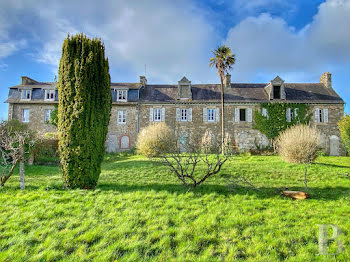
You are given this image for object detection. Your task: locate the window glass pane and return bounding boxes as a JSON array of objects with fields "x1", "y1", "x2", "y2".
[
  {"x1": 239, "y1": 109, "x2": 246, "y2": 121},
  {"x1": 154, "y1": 109, "x2": 161, "y2": 121},
  {"x1": 181, "y1": 109, "x2": 187, "y2": 121},
  {"x1": 273, "y1": 86, "x2": 281, "y2": 99},
  {"x1": 208, "y1": 109, "x2": 214, "y2": 121}
]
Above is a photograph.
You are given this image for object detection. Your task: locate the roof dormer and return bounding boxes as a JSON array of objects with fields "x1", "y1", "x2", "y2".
[
  {"x1": 265, "y1": 75, "x2": 286, "y2": 100},
  {"x1": 177, "y1": 76, "x2": 192, "y2": 100}
]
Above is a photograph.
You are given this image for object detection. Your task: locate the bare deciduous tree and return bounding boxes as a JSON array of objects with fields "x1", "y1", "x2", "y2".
[
  {"x1": 0, "y1": 121, "x2": 37, "y2": 189},
  {"x1": 158, "y1": 130, "x2": 234, "y2": 189}
]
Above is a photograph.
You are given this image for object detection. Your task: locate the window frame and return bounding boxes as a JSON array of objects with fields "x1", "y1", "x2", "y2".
[
  {"x1": 44, "y1": 89, "x2": 55, "y2": 101},
  {"x1": 181, "y1": 109, "x2": 188, "y2": 122},
  {"x1": 117, "y1": 90, "x2": 128, "y2": 102},
  {"x1": 207, "y1": 108, "x2": 215, "y2": 122},
  {"x1": 21, "y1": 89, "x2": 32, "y2": 100},
  {"x1": 239, "y1": 108, "x2": 246, "y2": 122},
  {"x1": 153, "y1": 108, "x2": 161, "y2": 122},
  {"x1": 44, "y1": 109, "x2": 53, "y2": 123},
  {"x1": 22, "y1": 109, "x2": 30, "y2": 123},
  {"x1": 117, "y1": 110, "x2": 126, "y2": 124}
]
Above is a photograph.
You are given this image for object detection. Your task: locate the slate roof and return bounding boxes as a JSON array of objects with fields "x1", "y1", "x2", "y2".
[
  {"x1": 7, "y1": 78, "x2": 344, "y2": 104},
  {"x1": 139, "y1": 83, "x2": 344, "y2": 103}
]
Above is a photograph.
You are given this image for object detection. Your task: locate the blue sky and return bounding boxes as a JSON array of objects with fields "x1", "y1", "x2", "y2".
[{"x1": 0, "y1": 0, "x2": 349, "y2": 120}]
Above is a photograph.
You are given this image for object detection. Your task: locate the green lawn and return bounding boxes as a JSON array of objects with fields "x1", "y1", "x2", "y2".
[{"x1": 1, "y1": 155, "x2": 349, "y2": 261}]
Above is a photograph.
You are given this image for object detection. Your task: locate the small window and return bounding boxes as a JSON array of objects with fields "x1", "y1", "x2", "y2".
[
  {"x1": 208, "y1": 108, "x2": 215, "y2": 122},
  {"x1": 273, "y1": 86, "x2": 281, "y2": 99},
  {"x1": 319, "y1": 109, "x2": 323, "y2": 123},
  {"x1": 45, "y1": 90, "x2": 55, "y2": 101},
  {"x1": 181, "y1": 109, "x2": 188, "y2": 122},
  {"x1": 44, "y1": 109, "x2": 53, "y2": 122},
  {"x1": 154, "y1": 108, "x2": 161, "y2": 121},
  {"x1": 21, "y1": 90, "x2": 32, "y2": 100},
  {"x1": 239, "y1": 108, "x2": 246, "y2": 122},
  {"x1": 22, "y1": 109, "x2": 30, "y2": 123},
  {"x1": 118, "y1": 110, "x2": 126, "y2": 124},
  {"x1": 117, "y1": 90, "x2": 127, "y2": 102}
]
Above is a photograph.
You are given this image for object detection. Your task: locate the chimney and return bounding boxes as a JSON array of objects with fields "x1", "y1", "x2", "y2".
[
  {"x1": 223, "y1": 73, "x2": 231, "y2": 88},
  {"x1": 320, "y1": 72, "x2": 332, "y2": 89},
  {"x1": 140, "y1": 76, "x2": 147, "y2": 87}
]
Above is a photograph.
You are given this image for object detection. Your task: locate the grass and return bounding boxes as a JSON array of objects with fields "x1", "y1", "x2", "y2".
[{"x1": 0, "y1": 154, "x2": 349, "y2": 261}]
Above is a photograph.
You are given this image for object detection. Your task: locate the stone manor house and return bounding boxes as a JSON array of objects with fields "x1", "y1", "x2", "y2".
[{"x1": 5, "y1": 72, "x2": 345, "y2": 155}]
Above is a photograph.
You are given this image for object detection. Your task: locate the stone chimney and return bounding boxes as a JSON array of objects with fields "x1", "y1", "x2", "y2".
[
  {"x1": 223, "y1": 73, "x2": 231, "y2": 88},
  {"x1": 21, "y1": 76, "x2": 38, "y2": 85},
  {"x1": 140, "y1": 76, "x2": 147, "y2": 87},
  {"x1": 320, "y1": 72, "x2": 332, "y2": 89}
]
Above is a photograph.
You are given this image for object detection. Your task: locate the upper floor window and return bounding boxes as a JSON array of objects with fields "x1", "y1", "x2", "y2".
[
  {"x1": 117, "y1": 90, "x2": 127, "y2": 102},
  {"x1": 22, "y1": 109, "x2": 30, "y2": 123},
  {"x1": 118, "y1": 110, "x2": 126, "y2": 124},
  {"x1": 45, "y1": 90, "x2": 55, "y2": 101},
  {"x1": 176, "y1": 108, "x2": 192, "y2": 122},
  {"x1": 273, "y1": 86, "x2": 281, "y2": 99},
  {"x1": 149, "y1": 108, "x2": 165, "y2": 122},
  {"x1": 21, "y1": 90, "x2": 32, "y2": 100},
  {"x1": 44, "y1": 109, "x2": 53, "y2": 123},
  {"x1": 239, "y1": 109, "x2": 246, "y2": 122}
]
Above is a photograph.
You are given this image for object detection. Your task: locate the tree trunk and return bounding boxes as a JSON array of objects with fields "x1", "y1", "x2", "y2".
[
  {"x1": 281, "y1": 190, "x2": 309, "y2": 200},
  {"x1": 19, "y1": 160, "x2": 25, "y2": 190},
  {"x1": 220, "y1": 78, "x2": 225, "y2": 154},
  {"x1": 304, "y1": 159, "x2": 309, "y2": 191},
  {"x1": 0, "y1": 160, "x2": 19, "y2": 187}
]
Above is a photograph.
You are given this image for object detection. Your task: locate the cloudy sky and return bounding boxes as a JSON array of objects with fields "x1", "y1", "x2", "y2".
[{"x1": 0, "y1": 0, "x2": 349, "y2": 119}]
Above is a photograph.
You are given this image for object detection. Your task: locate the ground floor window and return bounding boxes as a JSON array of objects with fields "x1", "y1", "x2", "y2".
[
  {"x1": 22, "y1": 109, "x2": 30, "y2": 123},
  {"x1": 118, "y1": 110, "x2": 126, "y2": 124},
  {"x1": 44, "y1": 109, "x2": 53, "y2": 123}
]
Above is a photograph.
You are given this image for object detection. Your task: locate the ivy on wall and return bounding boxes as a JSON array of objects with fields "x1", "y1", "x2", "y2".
[{"x1": 253, "y1": 103, "x2": 312, "y2": 140}]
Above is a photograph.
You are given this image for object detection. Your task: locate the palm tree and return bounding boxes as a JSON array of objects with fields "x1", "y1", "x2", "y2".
[{"x1": 209, "y1": 45, "x2": 236, "y2": 154}]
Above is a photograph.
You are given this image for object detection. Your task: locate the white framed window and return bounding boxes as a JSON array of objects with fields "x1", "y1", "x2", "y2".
[
  {"x1": 21, "y1": 90, "x2": 32, "y2": 100},
  {"x1": 208, "y1": 108, "x2": 215, "y2": 122},
  {"x1": 44, "y1": 90, "x2": 55, "y2": 101},
  {"x1": 154, "y1": 108, "x2": 161, "y2": 121},
  {"x1": 181, "y1": 109, "x2": 188, "y2": 122},
  {"x1": 22, "y1": 109, "x2": 30, "y2": 123},
  {"x1": 262, "y1": 108, "x2": 269, "y2": 119},
  {"x1": 117, "y1": 90, "x2": 127, "y2": 102},
  {"x1": 118, "y1": 110, "x2": 126, "y2": 124},
  {"x1": 315, "y1": 108, "x2": 328, "y2": 123},
  {"x1": 44, "y1": 109, "x2": 53, "y2": 122},
  {"x1": 286, "y1": 108, "x2": 293, "y2": 122}
]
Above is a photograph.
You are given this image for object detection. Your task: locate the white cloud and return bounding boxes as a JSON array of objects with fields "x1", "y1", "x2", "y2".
[{"x1": 224, "y1": 0, "x2": 350, "y2": 82}]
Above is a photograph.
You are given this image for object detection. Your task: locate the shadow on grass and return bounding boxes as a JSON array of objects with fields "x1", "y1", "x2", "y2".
[
  {"x1": 315, "y1": 163, "x2": 350, "y2": 169},
  {"x1": 95, "y1": 182, "x2": 350, "y2": 200}
]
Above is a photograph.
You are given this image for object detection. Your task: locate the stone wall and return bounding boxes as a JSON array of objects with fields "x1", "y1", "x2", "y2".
[
  {"x1": 9, "y1": 102, "x2": 345, "y2": 155},
  {"x1": 11, "y1": 103, "x2": 56, "y2": 133}
]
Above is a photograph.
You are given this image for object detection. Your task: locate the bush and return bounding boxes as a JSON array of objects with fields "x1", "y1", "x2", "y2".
[
  {"x1": 33, "y1": 138, "x2": 59, "y2": 165},
  {"x1": 136, "y1": 123, "x2": 175, "y2": 157},
  {"x1": 338, "y1": 114, "x2": 350, "y2": 154},
  {"x1": 276, "y1": 124, "x2": 321, "y2": 164}
]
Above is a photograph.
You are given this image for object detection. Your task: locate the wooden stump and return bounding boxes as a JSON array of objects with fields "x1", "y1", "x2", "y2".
[{"x1": 281, "y1": 190, "x2": 309, "y2": 200}]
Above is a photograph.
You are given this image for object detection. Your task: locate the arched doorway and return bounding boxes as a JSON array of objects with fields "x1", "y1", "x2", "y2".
[{"x1": 120, "y1": 135, "x2": 130, "y2": 149}]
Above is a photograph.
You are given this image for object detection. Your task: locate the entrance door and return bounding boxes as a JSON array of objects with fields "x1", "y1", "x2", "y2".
[
  {"x1": 120, "y1": 135, "x2": 130, "y2": 149},
  {"x1": 329, "y1": 135, "x2": 340, "y2": 156}
]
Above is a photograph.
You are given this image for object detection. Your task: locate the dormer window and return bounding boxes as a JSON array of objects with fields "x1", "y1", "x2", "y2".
[
  {"x1": 117, "y1": 90, "x2": 127, "y2": 102},
  {"x1": 44, "y1": 90, "x2": 55, "y2": 101},
  {"x1": 21, "y1": 90, "x2": 32, "y2": 100},
  {"x1": 273, "y1": 85, "x2": 281, "y2": 99}
]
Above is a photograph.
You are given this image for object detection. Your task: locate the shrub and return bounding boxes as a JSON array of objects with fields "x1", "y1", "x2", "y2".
[
  {"x1": 33, "y1": 138, "x2": 59, "y2": 165},
  {"x1": 276, "y1": 124, "x2": 321, "y2": 164},
  {"x1": 136, "y1": 123, "x2": 175, "y2": 157},
  {"x1": 338, "y1": 114, "x2": 350, "y2": 154}
]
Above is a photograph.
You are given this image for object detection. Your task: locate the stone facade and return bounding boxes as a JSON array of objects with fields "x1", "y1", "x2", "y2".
[{"x1": 6, "y1": 73, "x2": 346, "y2": 155}]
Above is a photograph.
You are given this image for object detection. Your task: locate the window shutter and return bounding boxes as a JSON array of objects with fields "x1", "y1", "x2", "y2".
[
  {"x1": 176, "y1": 108, "x2": 180, "y2": 122},
  {"x1": 286, "y1": 108, "x2": 291, "y2": 122},
  {"x1": 161, "y1": 108, "x2": 165, "y2": 121},
  {"x1": 203, "y1": 108, "x2": 207, "y2": 122},
  {"x1": 294, "y1": 108, "x2": 298, "y2": 118},
  {"x1": 247, "y1": 108, "x2": 252, "y2": 122},
  {"x1": 188, "y1": 108, "x2": 192, "y2": 122},
  {"x1": 215, "y1": 108, "x2": 220, "y2": 122},
  {"x1": 235, "y1": 108, "x2": 239, "y2": 122},
  {"x1": 315, "y1": 108, "x2": 319, "y2": 123},
  {"x1": 149, "y1": 108, "x2": 153, "y2": 122},
  {"x1": 323, "y1": 108, "x2": 328, "y2": 123}
]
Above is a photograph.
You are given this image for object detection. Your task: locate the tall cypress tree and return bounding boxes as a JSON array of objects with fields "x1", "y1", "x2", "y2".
[{"x1": 58, "y1": 34, "x2": 111, "y2": 189}]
